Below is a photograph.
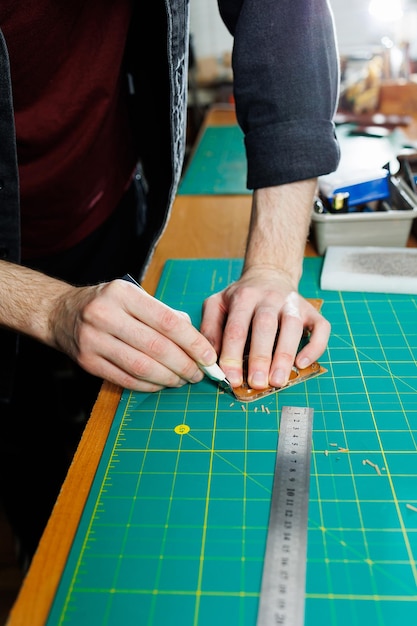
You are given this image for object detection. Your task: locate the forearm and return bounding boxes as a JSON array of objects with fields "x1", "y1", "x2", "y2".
[
  {"x1": 243, "y1": 179, "x2": 317, "y2": 287},
  {"x1": 0, "y1": 260, "x2": 73, "y2": 346}
]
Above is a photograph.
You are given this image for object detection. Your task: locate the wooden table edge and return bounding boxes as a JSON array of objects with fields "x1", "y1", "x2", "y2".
[{"x1": 7, "y1": 382, "x2": 123, "y2": 626}]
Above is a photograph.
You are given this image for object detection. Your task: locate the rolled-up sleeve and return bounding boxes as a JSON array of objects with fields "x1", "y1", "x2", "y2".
[{"x1": 218, "y1": 0, "x2": 340, "y2": 189}]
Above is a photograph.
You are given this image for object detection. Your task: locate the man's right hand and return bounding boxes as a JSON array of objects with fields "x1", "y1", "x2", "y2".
[{"x1": 0, "y1": 262, "x2": 219, "y2": 392}]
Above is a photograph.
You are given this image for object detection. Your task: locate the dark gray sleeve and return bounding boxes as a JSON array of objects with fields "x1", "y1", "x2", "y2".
[{"x1": 217, "y1": 0, "x2": 340, "y2": 189}]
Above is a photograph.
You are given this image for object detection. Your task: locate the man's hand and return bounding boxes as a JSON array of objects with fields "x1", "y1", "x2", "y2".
[
  {"x1": 49, "y1": 278, "x2": 220, "y2": 391},
  {"x1": 0, "y1": 262, "x2": 219, "y2": 392},
  {"x1": 200, "y1": 180, "x2": 331, "y2": 390},
  {"x1": 200, "y1": 266, "x2": 330, "y2": 389}
]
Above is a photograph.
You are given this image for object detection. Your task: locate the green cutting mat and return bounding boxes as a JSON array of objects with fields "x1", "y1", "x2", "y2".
[
  {"x1": 178, "y1": 126, "x2": 249, "y2": 195},
  {"x1": 46, "y1": 258, "x2": 417, "y2": 626}
]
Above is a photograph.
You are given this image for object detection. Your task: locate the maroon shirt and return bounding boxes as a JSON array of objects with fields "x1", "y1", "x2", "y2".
[{"x1": 1, "y1": 1, "x2": 136, "y2": 259}]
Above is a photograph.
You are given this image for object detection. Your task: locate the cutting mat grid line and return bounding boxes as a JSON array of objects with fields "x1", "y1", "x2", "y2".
[{"x1": 46, "y1": 258, "x2": 417, "y2": 626}]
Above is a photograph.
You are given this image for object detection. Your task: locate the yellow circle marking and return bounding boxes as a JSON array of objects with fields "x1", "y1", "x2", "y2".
[{"x1": 174, "y1": 424, "x2": 190, "y2": 435}]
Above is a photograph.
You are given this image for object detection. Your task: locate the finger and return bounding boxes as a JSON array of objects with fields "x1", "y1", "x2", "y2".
[
  {"x1": 218, "y1": 292, "x2": 256, "y2": 387},
  {"x1": 80, "y1": 326, "x2": 205, "y2": 389},
  {"x1": 295, "y1": 315, "x2": 331, "y2": 369},
  {"x1": 124, "y1": 285, "x2": 217, "y2": 367},
  {"x1": 266, "y1": 292, "x2": 305, "y2": 388},
  {"x1": 200, "y1": 292, "x2": 227, "y2": 353},
  {"x1": 81, "y1": 350, "x2": 180, "y2": 393},
  {"x1": 269, "y1": 311, "x2": 304, "y2": 387},
  {"x1": 177, "y1": 310, "x2": 192, "y2": 323},
  {"x1": 78, "y1": 307, "x2": 205, "y2": 386},
  {"x1": 245, "y1": 305, "x2": 279, "y2": 389},
  {"x1": 124, "y1": 319, "x2": 206, "y2": 382}
]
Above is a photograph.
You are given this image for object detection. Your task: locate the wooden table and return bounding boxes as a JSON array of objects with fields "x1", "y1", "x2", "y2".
[{"x1": 7, "y1": 105, "x2": 417, "y2": 625}]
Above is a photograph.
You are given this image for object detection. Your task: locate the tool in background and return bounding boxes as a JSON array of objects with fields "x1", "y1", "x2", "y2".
[
  {"x1": 389, "y1": 174, "x2": 417, "y2": 210},
  {"x1": 397, "y1": 152, "x2": 417, "y2": 194},
  {"x1": 256, "y1": 405, "x2": 314, "y2": 626},
  {"x1": 122, "y1": 273, "x2": 233, "y2": 392},
  {"x1": 315, "y1": 121, "x2": 417, "y2": 215}
]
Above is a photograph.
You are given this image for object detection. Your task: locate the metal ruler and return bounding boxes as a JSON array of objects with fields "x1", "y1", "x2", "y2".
[{"x1": 256, "y1": 405, "x2": 314, "y2": 626}]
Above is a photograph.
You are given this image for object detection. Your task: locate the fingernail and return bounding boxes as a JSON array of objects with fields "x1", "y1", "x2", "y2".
[
  {"x1": 191, "y1": 370, "x2": 204, "y2": 383},
  {"x1": 225, "y1": 371, "x2": 242, "y2": 387},
  {"x1": 202, "y1": 349, "x2": 217, "y2": 365},
  {"x1": 270, "y1": 368, "x2": 287, "y2": 387},
  {"x1": 250, "y1": 371, "x2": 268, "y2": 388},
  {"x1": 298, "y1": 357, "x2": 310, "y2": 369}
]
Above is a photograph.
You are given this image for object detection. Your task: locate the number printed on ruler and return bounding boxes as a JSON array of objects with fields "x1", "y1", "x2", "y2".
[{"x1": 256, "y1": 406, "x2": 314, "y2": 626}]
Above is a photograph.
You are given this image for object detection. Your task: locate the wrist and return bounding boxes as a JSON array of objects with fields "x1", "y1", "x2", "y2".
[{"x1": 243, "y1": 181, "x2": 316, "y2": 283}]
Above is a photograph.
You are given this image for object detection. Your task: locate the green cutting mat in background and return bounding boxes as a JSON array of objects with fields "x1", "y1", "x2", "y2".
[
  {"x1": 46, "y1": 258, "x2": 417, "y2": 626},
  {"x1": 178, "y1": 125, "x2": 249, "y2": 195}
]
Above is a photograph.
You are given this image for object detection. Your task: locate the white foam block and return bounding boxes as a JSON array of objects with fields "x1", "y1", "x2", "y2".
[{"x1": 320, "y1": 245, "x2": 417, "y2": 294}]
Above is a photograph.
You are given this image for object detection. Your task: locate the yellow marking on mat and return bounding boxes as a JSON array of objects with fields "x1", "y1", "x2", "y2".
[{"x1": 174, "y1": 424, "x2": 190, "y2": 435}]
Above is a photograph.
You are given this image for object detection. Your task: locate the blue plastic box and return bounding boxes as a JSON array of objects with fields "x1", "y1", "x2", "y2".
[{"x1": 319, "y1": 168, "x2": 390, "y2": 209}]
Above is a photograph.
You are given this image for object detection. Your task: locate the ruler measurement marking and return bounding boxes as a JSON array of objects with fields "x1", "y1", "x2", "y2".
[{"x1": 256, "y1": 405, "x2": 314, "y2": 626}]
